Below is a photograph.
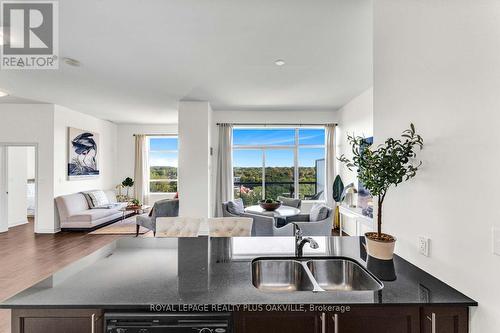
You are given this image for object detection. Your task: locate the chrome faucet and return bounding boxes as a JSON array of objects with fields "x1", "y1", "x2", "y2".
[{"x1": 293, "y1": 223, "x2": 319, "y2": 257}]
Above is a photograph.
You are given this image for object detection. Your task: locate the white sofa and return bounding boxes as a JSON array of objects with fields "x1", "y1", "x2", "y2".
[{"x1": 55, "y1": 190, "x2": 129, "y2": 230}]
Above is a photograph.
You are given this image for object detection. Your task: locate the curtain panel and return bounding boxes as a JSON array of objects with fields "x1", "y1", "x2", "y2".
[
  {"x1": 324, "y1": 124, "x2": 337, "y2": 208},
  {"x1": 134, "y1": 134, "x2": 150, "y2": 205},
  {"x1": 214, "y1": 123, "x2": 234, "y2": 216}
]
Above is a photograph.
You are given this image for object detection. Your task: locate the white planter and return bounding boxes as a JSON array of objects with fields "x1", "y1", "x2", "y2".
[{"x1": 365, "y1": 232, "x2": 396, "y2": 260}]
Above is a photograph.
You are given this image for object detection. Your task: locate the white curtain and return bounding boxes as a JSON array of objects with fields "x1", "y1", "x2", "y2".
[
  {"x1": 134, "y1": 135, "x2": 149, "y2": 205},
  {"x1": 324, "y1": 124, "x2": 337, "y2": 208},
  {"x1": 214, "y1": 123, "x2": 234, "y2": 216}
]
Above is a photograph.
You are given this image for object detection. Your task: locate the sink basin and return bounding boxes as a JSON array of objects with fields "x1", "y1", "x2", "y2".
[
  {"x1": 306, "y1": 258, "x2": 383, "y2": 291},
  {"x1": 251, "y1": 257, "x2": 383, "y2": 292},
  {"x1": 252, "y1": 259, "x2": 315, "y2": 292}
]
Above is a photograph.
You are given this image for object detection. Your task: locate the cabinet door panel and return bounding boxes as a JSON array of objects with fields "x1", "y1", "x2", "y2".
[
  {"x1": 329, "y1": 306, "x2": 420, "y2": 333},
  {"x1": 421, "y1": 307, "x2": 468, "y2": 333},
  {"x1": 341, "y1": 215, "x2": 357, "y2": 236},
  {"x1": 12, "y1": 309, "x2": 102, "y2": 333},
  {"x1": 23, "y1": 317, "x2": 91, "y2": 333},
  {"x1": 235, "y1": 311, "x2": 321, "y2": 333}
]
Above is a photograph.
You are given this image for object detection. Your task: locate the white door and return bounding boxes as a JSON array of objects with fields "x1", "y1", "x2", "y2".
[
  {"x1": 7, "y1": 147, "x2": 29, "y2": 227},
  {"x1": 0, "y1": 147, "x2": 7, "y2": 232}
]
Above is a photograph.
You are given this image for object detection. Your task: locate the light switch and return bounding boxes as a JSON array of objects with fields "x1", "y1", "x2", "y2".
[{"x1": 493, "y1": 227, "x2": 500, "y2": 256}]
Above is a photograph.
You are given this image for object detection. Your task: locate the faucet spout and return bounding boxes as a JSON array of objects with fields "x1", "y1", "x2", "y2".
[
  {"x1": 292, "y1": 223, "x2": 319, "y2": 257},
  {"x1": 296, "y1": 237, "x2": 319, "y2": 257}
]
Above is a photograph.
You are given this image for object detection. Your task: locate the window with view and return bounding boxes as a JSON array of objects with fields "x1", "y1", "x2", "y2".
[
  {"x1": 148, "y1": 137, "x2": 178, "y2": 193},
  {"x1": 233, "y1": 127, "x2": 325, "y2": 206}
]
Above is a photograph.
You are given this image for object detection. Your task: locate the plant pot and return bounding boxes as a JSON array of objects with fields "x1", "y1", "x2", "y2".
[{"x1": 365, "y1": 232, "x2": 396, "y2": 260}]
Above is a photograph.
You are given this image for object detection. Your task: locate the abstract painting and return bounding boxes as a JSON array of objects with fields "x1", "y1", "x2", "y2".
[{"x1": 68, "y1": 127, "x2": 99, "y2": 179}]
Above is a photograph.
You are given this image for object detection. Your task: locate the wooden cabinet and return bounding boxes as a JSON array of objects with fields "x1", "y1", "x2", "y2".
[
  {"x1": 11, "y1": 309, "x2": 102, "y2": 333},
  {"x1": 326, "y1": 306, "x2": 419, "y2": 333},
  {"x1": 10, "y1": 306, "x2": 469, "y2": 333},
  {"x1": 421, "y1": 306, "x2": 468, "y2": 333},
  {"x1": 234, "y1": 306, "x2": 469, "y2": 333},
  {"x1": 234, "y1": 311, "x2": 322, "y2": 333}
]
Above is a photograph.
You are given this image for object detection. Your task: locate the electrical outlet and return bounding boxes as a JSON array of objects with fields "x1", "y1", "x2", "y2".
[{"x1": 418, "y1": 236, "x2": 430, "y2": 257}]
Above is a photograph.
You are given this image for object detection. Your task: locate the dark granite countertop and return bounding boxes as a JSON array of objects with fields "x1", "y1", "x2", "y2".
[{"x1": 0, "y1": 236, "x2": 477, "y2": 309}]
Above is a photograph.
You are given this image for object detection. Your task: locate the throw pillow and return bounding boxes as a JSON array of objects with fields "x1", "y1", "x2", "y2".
[
  {"x1": 82, "y1": 192, "x2": 94, "y2": 208},
  {"x1": 92, "y1": 204, "x2": 113, "y2": 209},
  {"x1": 310, "y1": 203, "x2": 329, "y2": 222},
  {"x1": 227, "y1": 198, "x2": 245, "y2": 215},
  {"x1": 277, "y1": 196, "x2": 301, "y2": 208},
  {"x1": 83, "y1": 190, "x2": 110, "y2": 208}
]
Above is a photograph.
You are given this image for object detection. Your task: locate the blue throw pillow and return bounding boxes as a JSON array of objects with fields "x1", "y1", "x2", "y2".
[
  {"x1": 227, "y1": 198, "x2": 245, "y2": 215},
  {"x1": 310, "y1": 203, "x2": 329, "y2": 222}
]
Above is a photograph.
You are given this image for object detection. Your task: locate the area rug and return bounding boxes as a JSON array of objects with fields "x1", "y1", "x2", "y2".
[{"x1": 89, "y1": 216, "x2": 148, "y2": 235}]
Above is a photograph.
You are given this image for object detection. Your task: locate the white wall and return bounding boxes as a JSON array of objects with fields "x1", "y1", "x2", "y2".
[
  {"x1": 7, "y1": 147, "x2": 29, "y2": 227},
  {"x1": 336, "y1": 88, "x2": 373, "y2": 187},
  {"x1": 26, "y1": 146, "x2": 36, "y2": 180},
  {"x1": 115, "y1": 123, "x2": 178, "y2": 203},
  {"x1": 53, "y1": 105, "x2": 118, "y2": 197},
  {"x1": 374, "y1": 1, "x2": 500, "y2": 332},
  {"x1": 0, "y1": 104, "x2": 55, "y2": 233},
  {"x1": 178, "y1": 101, "x2": 213, "y2": 218}
]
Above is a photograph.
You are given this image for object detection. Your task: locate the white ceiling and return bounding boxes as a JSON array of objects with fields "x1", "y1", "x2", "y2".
[{"x1": 0, "y1": 0, "x2": 373, "y2": 124}]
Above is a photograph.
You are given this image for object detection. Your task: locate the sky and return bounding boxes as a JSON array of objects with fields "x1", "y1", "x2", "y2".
[
  {"x1": 149, "y1": 138, "x2": 178, "y2": 166},
  {"x1": 233, "y1": 128, "x2": 325, "y2": 167},
  {"x1": 147, "y1": 129, "x2": 326, "y2": 167}
]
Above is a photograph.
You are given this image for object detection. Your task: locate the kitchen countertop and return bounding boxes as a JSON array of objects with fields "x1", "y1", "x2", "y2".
[{"x1": 0, "y1": 236, "x2": 477, "y2": 309}]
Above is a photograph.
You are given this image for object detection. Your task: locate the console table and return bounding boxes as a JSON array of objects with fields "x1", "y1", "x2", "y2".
[{"x1": 339, "y1": 205, "x2": 374, "y2": 236}]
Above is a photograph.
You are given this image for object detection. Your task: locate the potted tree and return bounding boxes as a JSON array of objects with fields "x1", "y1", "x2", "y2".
[
  {"x1": 338, "y1": 124, "x2": 423, "y2": 260},
  {"x1": 121, "y1": 177, "x2": 134, "y2": 200}
]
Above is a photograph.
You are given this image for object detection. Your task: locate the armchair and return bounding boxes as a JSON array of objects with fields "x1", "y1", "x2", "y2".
[
  {"x1": 273, "y1": 207, "x2": 333, "y2": 236},
  {"x1": 136, "y1": 199, "x2": 179, "y2": 236},
  {"x1": 221, "y1": 202, "x2": 276, "y2": 236}
]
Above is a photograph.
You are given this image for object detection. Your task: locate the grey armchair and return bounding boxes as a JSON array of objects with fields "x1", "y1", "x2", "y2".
[
  {"x1": 273, "y1": 207, "x2": 333, "y2": 236},
  {"x1": 136, "y1": 199, "x2": 179, "y2": 236},
  {"x1": 221, "y1": 202, "x2": 276, "y2": 236}
]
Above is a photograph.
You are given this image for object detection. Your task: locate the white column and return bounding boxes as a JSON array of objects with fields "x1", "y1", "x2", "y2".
[{"x1": 177, "y1": 101, "x2": 213, "y2": 222}]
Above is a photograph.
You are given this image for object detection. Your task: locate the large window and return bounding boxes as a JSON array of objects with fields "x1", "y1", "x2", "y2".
[
  {"x1": 148, "y1": 136, "x2": 178, "y2": 193},
  {"x1": 233, "y1": 128, "x2": 325, "y2": 206}
]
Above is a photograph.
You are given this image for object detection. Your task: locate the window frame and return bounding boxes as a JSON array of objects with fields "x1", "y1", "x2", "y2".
[
  {"x1": 232, "y1": 126, "x2": 325, "y2": 201},
  {"x1": 147, "y1": 135, "x2": 178, "y2": 194}
]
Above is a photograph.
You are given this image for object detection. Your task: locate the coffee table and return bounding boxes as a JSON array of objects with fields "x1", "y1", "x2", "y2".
[
  {"x1": 119, "y1": 205, "x2": 151, "y2": 222},
  {"x1": 244, "y1": 205, "x2": 301, "y2": 218}
]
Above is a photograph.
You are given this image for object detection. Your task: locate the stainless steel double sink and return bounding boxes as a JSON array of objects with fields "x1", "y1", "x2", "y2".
[{"x1": 251, "y1": 257, "x2": 383, "y2": 292}]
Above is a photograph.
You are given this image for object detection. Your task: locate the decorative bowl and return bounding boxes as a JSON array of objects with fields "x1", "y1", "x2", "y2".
[{"x1": 259, "y1": 200, "x2": 282, "y2": 211}]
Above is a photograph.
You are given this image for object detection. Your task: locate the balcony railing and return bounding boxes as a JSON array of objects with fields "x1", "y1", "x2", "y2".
[{"x1": 234, "y1": 181, "x2": 318, "y2": 201}]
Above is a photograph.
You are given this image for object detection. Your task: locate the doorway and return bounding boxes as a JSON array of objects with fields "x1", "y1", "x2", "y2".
[{"x1": 0, "y1": 144, "x2": 38, "y2": 233}]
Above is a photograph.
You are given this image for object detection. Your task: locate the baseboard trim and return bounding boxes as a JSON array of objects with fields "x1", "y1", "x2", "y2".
[
  {"x1": 60, "y1": 213, "x2": 136, "y2": 232},
  {"x1": 35, "y1": 228, "x2": 60, "y2": 234},
  {"x1": 8, "y1": 220, "x2": 28, "y2": 228}
]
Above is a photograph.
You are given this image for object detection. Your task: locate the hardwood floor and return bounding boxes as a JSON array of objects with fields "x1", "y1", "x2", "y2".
[{"x1": 0, "y1": 219, "x2": 122, "y2": 333}]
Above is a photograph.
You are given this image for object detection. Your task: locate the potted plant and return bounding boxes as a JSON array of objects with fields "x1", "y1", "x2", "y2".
[
  {"x1": 128, "y1": 198, "x2": 141, "y2": 209},
  {"x1": 121, "y1": 177, "x2": 134, "y2": 199},
  {"x1": 338, "y1": 124, "x2": 423, "y2": 260}
]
